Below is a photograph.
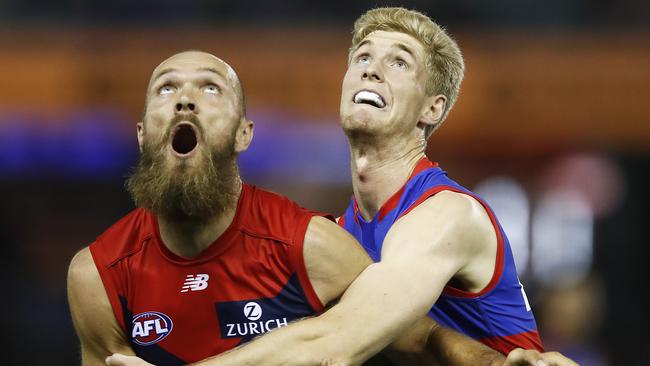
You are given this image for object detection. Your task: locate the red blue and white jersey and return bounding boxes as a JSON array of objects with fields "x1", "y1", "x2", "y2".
[
  {"x1": 338, "y1": 158, "x2": 544, "y2": 355},
  {"x1": 90, "y1": 184, "x2": 326, "y2": 365}
]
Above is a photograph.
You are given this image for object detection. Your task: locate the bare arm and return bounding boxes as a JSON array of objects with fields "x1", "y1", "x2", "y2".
[
  {"x1": 105, "y1": 210, "x2": 578, "y2": 366},
  {"x1": 379, "y1": 317, "x2": 505, "y2": 366},
  {"x1": 379, "y1": 319, "x2": 580, "y2": 366},
  {"x1": 68, "y1": 247, "x2": 135, "y2": 365},
  {"x1": 189, "y1": 195, "x2": 490, "y2": 366}
]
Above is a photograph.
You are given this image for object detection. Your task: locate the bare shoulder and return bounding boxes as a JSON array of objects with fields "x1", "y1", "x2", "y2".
[
  {"x1": 68, "y1": 247, "x2": 104, "y2": 304},
  {"x1": 304, "y1": 216, "x2": 360, "y2": 252},
  {"x1": 393, "y1": 190, "x2": 493, "y2": 243},
  {"x1": 68, "y1": 247, "x2": 96, "y2": 283},
  {"x1": 303, "y1": 216, "x2": 372, "y2": 306},
  {"x1": 381, "y1": 190, "x2": 495, "y2": 270},
  {"x1": 67, "y1": 247, "x2": 133, "y2": 362},
  {"x1": 68, "y1": 247, "x2": 107, "y2": 337},
  {"x1": 418, "y1": 190, "x2": 488, "y2": 220},
  {"x1": 381, "y1": 190, "x2": 498, "y2": 294}
]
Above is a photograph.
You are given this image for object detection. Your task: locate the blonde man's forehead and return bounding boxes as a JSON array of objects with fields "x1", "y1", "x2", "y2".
[
  {"x1": 363, "y1": 31, "x2": 426, "y2": 51},
  {"x1": 352, "y1": 30, "x2": 427, "y2": 64}
]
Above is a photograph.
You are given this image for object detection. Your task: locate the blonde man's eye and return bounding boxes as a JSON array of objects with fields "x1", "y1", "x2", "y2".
[
  {"x1": 393, "y1": 60, "x2": 408, "y2": 69},
  {"x1": 357, "y1": 55, "x2": 370, "y2": 64}
]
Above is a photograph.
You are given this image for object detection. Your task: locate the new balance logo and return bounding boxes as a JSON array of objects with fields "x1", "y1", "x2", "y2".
[{"x1": 181, "y1": 274, "x2": 210, "y2": 293}]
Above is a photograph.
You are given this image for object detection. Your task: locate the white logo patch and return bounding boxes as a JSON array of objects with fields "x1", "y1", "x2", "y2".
[
  {"x1": 181, "y1": 274, "x2": 210, "y2": 293},
  {"x1": 243, "y1": 302, "x2": 263, "y2": 321},
  {"x1": 222, "y1": 301, "x2": 288, "y2": 338},
  {"x1": 131, "y1": 311, "x2": 173, "y2": 346}
]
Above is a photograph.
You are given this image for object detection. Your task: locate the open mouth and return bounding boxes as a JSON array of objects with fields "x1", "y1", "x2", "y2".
[
  {"x1": 171, "y1": 123, "x2": 198, "y2": 155},
  {"x1": 353, "y1": 90, "x2": 386, "y2": 108}
]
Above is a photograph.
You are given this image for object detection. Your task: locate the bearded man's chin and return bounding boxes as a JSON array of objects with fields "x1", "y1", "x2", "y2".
[{"x1": 126, "y1": 142, "x2": 239, "y2": 220}]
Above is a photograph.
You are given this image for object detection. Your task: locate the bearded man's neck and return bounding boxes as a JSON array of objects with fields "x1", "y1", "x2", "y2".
[{"x1": 157, "y1": 179, "x2": 242, "y2": 259}]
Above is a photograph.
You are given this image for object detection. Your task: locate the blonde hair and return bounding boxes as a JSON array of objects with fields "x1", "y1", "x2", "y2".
[{"x1": 349, "y1": 7, "x2": 465, "y2": 138}]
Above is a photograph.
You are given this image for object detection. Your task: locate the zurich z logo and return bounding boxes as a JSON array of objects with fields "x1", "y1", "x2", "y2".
[
  {"x1": 181, "y1": 274, "x2": 209, "y2": 293},
  {"x1": 243, "y1": 302, "x2": 262, "y2": 321},
  {"x1": 131, "y1": 312, "x2": 173, "y2": 346}
]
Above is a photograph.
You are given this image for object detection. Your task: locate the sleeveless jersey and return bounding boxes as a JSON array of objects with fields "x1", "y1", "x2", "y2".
[
  {"x1": 339, "y1": 158, "x2": 544, "y2": 355},
  {"x1": 90, "y1": 184, "x2": 326, "y2": 365}
]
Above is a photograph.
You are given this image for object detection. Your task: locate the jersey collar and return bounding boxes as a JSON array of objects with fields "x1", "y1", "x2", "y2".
[{"x1": 353, "y1": 157, "x2": 438, "y2": 223}]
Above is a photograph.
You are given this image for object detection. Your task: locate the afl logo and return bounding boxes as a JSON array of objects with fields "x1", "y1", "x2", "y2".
[
  {"x1": 243, "y1": 302, "x2": 262, "y2": 321},
  {"x1": 131, "y1": 312, "x2": 173, "y2": 346}
]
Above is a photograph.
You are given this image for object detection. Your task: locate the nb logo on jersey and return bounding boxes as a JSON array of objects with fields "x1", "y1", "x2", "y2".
[
  {"x1": 243, "y1": 302, "x2": 262, "y2": 321},
  {"x1": 181, "y1": 274, "x2": 209, "y2": 293}
]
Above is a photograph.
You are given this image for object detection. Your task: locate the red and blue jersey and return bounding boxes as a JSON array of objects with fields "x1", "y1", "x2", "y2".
[
  {"x1": 90, "y1": 184, "x2": 326, "y2": 365},
  {"x1": 338, "y1": 158, "x2": 544, "y2": 355}
]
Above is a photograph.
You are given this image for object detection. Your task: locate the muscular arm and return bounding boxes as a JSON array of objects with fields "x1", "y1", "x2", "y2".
[
  {"x1": 107, "y1": 209, "x2": 577, "y2": 366},
  {"x1": 379, "y1": 317, "x2": 504, "y2": 366},
  {"x1": 68, "y1": 247, "x2": 134, "y2": 365},
  {"x1": 189, "y1": 198, "x2": 496, "y2": 366}
]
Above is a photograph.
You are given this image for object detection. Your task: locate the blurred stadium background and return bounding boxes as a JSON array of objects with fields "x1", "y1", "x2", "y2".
[{"x1": 1, "y1": 0, "x2": 648, "y2": 364}]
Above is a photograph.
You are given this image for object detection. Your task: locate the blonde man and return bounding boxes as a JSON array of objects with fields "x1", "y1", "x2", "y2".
[
  {"x1": 338, "y1": 7, "x2": 539, "y2": 354},
  {"x1": 104, "y1": 8, "x2": 578, "y2": 366}
]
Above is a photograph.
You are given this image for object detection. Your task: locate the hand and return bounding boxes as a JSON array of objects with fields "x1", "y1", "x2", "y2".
[
  {"x1": 105, "y1": 353, "x2": 155, "y2": 366},
  {"x1": 503, "y1": 348, "x2": 580, "y2": 366}
]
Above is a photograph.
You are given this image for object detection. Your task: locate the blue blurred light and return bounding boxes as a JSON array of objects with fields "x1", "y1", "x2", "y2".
[
  {"x1": 0, "y1": 110, "x2": 136, "y2": 180},
  {"x1": 239, "y1": 110, "x2": 349, "y2": 184},
  {"x1": 0, "y1": 109, "x2": 350, "y2": 184}
]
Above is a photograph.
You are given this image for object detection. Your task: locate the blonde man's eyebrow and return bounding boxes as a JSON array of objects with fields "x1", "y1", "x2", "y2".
[{"x1": 395, "y1": 43, "x2": 415, "y2": 58}]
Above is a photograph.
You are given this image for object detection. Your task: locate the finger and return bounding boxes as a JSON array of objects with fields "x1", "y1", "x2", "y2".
[
  {"x1": 541, "y1": 352, "x2": 580, "y2": 366},
  {"x1": 106, "y1": 353, "x2": 128, "y2": 366},
  {"x1": 504, "y1": 348, "x2": 546, "y2": 366}
]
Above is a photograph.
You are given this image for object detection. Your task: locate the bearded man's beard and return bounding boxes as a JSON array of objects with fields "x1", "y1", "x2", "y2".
[{"x1": 126, "y1": 131, "x2": 240, "y2": 221}]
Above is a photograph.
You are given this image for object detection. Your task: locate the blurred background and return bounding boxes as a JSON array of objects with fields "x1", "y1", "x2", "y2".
[{"x1": 1, "y1": 0, "x2": 648, "y2": 364}]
